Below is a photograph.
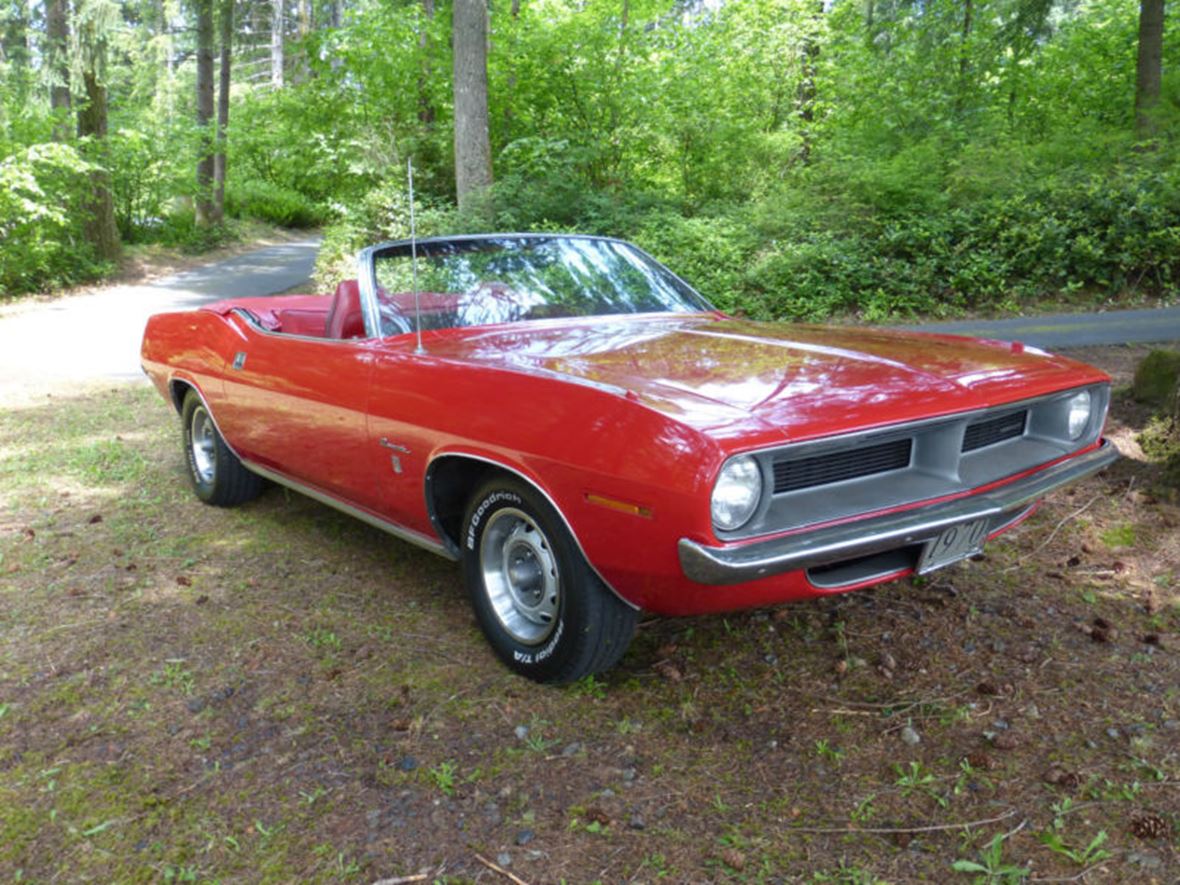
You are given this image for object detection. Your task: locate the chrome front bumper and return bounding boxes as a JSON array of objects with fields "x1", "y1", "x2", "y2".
[{"x1": 678, "y1": 440, "x2": 1119, "y2": 586}]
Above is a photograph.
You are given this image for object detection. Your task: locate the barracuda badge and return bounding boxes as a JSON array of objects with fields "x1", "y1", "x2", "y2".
[{"x1": 378, "y1": 438, "x2": 409, "y2": 474}]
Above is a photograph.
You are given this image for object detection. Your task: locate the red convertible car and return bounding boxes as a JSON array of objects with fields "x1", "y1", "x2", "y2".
[{"x1": 141, "y1": 234, "x2": 1118, "y2": 683}]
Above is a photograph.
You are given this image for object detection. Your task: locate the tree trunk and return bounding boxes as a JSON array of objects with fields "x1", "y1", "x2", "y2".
[
  {"x1": 796, "y1": 2, "x2": 823, "y2": 165},
  {"x1": 195, "y1": 0, "x2": 216, "y2": 227},
  {"x1": 418, "y1": 0, "x2": 436, "y2": 126},
  {"x1": 213, "y1": 0, "x2": 233, "y2": 223},
  {"x1": 1134, "y1": 0, "x2": 1164, "y2": 136},
  {"x1": 47, "y1": 0, "x2": 72, "y2": 141},
  {"x1": 958, "y1": 0, "x2": 973, "y2": 105},
  {"x1": 77, "y1": 70, "x2": 121, "y2": 261},
  {"x1": 452, "y1": 0, "x2": 493, "y2": 212},
  {"x1": 271, "y1": 0, "x2": 284, "y2": 87}
]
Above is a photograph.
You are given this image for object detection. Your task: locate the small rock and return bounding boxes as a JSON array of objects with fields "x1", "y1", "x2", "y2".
[
  {"x1": 879, "y1": 652, "x2": 898, "y2": 671},
  {"x1": 1105, "y1": 727, "x2": 1121, "y2": 740},
  {"x1": 561, "y1": 741, "x2": 582, "y2": 757},
  {"x1": 763, "y1": 653, "x2": 778, "y2": 665},
  {"x1": 629, "y1": 814, "x2": 646, "y2": 830},
  {"x1": 397, "y1": 755, "x2": 418, "y2": 772},
  {"x1": 1163, "y1": 720, "x2": 1180, "y2": 731},
  {"x1": 600, "y1": 788, "x2": 615, "y2": 798},
  {"x1": 483, "y1": 802, "x2": 502, "y2": 826},
  {"x1": 621, "y1": 767, "x2": 637, "y2": 782},
  {"x1": 900, "y1": 725, "x2": 921, "y2": 746},
  {"x1": 514, "y1": 725, "x2": 529, "y2": 740},
  {"x1": 990, "y1": 639, "x2": 1006, "y2": 653},
  {"x1": 365, "y1": 809, "x2": 381, "y2": 828},
  {"x1": 185, "y1": 697, "x2": 206, "y2": 714},
  {"x1": 991, "y1": 719, "x2": 1010, "y2": 731},
  {"x1": 1085, "y1": 738, "x2": 1099, "y2": 749},
  {"x1": 1126, "y1": 850, "x2": 1163, "y2": 870},
  {"x1": 515, "y1": 829, "x2": 535, "y2": 846},
  {"x1": 1025, "y1": 704, "x2": 1041, "y2": 720},
  {"x1": 496, "y1": 852, "x2": 513, "y2": 868}
]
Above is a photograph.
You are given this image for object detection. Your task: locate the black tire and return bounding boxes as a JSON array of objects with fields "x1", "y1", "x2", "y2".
[
  {"x1": 180, "y1": 390, "x2": 264, "y2": 507},
  {"x1": 461, "y1": 478, "x2": 638, "y2": 684}
]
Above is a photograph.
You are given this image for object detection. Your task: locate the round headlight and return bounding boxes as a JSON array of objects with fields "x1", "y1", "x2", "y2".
[
  {"x1": 711, "y1": 455, "x2": 763, "y2": 531},
  {"x1": 1066, "y1": 390, "x2": 1092, "y2": 440}
]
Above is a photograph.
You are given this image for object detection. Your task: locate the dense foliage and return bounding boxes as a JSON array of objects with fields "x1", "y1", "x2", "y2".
[{"x1": 0, "y1": 0, "x2": 1176, "y2": 316}]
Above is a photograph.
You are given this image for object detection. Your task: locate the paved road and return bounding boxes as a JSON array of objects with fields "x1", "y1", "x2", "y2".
[
  {"x1": 0, "y1": 237, "x2": 320, "y2": 400},
  {"x1": 3, "y1": 234, "x2": 1178, "y2": 406},
  {"x1": 900, "y1": 305, "x2": 1180, "y2": 348}
]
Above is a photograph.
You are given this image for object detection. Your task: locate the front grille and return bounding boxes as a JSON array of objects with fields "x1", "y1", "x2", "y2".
[
  {"x1": 773, "y1": 438, "x2": 913, "y2": 494},
  {"x1": 962, "y1": 410, "x2": 1026, "y2": 452}
]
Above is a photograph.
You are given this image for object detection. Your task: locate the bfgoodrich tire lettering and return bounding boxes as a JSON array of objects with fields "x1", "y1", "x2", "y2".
[
  {"x1": 180, "y1": 390, "x2": 264, "y2": 507},
  {"x1": 461, "y1": 478, "x2": 638, "y2": 684}
]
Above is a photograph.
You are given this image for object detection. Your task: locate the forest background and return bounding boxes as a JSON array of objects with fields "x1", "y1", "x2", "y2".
[{"x1": 0, "y1": 0, "x2": 1175, "y2": 322}]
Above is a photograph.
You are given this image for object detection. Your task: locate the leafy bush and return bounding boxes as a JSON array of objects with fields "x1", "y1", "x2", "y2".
[
  {"x1": 0, "y1": 142, "x2": 105, "y2": 297},
  {"x1": 226, "y1": 179, "x2": 329, "y2": 228}
]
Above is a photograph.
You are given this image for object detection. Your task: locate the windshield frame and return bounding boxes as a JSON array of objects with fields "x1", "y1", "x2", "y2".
[{"x1": 356, "y1": 233, "x2": 716, "y2": 340}]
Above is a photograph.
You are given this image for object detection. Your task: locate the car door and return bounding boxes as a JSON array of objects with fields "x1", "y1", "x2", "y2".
[{"x1": 213, "y1": 318, "x2": 376, "y2": 504}]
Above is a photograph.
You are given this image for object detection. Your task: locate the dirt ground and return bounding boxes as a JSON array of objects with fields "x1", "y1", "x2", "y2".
[{"x1": 1, "y1": 344, "x2": 1178, "y2": 884}]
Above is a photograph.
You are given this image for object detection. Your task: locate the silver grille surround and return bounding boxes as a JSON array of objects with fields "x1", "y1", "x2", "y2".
[{"x1": 715, "y1": 384, "x2": 1110, "y2": 542}]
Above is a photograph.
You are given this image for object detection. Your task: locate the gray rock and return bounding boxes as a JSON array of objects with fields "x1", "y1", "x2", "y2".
[
  {"x1": 515, "y1": 829, "x2": 535, "y2": 846},
  {"x1": 900, "y1": 725, "x2": 921, "y2": 746},
  {"x1": 397, "y1": 755, "x2": 418, "y2": 772},
  {"x1": 1105, "y1": 727, "x2": 1121, "y2": 740},
  {"x1": 561, "y1": 741, "x2": 582, "y2": 757},
  {"x1": 1127, "y1": 850, "x2": 1162, "y2": 870},
  {"x1": 1162, "y1": 719, "x2": 1180, "y2": 731},
  {"x1": 496, "y1": 852, "x2": 513, "y2": 868},
  {"x1": 514, "y1": 725, "x2": 529, "y2": 740},
  {"x1": 621, "y1": 767, "x2": 637, "y2": 782},
  {"x1": 483, "y1": 802, "x2": 502, "y2": 826},
  {"x1": 629, "y1": 814, "x2": 646, "y2": 830},
  {"x1": 185, "y1": 697, "x2": 206, "y2": 714}
]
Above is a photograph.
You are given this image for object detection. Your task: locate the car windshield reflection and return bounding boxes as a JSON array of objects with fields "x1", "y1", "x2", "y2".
[{"x1": 370, "y1": 236, "x2": 712, "y2": 337}]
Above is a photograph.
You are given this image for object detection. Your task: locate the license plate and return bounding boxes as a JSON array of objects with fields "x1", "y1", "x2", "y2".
[{"x1": 917, "y1": 519, "x2": 990, "y2": 575}]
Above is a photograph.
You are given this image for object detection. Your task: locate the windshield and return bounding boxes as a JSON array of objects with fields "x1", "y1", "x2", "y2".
[{"x1": 369, "y1": 235, "x2": 712, "y2": 337}]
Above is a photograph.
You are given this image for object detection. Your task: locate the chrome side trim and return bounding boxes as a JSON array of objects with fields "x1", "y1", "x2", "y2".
[
  {"x1": 243, "y1": 460, "x2": 455, "y2": 560},
  {"x1": 424, "y1": 452, "x2": 639, "y2": 610},
  {"x1": 679, "y1": 440, "x2": 1119, "y2": 586}
]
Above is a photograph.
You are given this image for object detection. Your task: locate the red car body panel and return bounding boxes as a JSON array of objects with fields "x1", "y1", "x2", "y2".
[{"x1": 141, "y1": 286, "x2": 1112, "y2": 617}]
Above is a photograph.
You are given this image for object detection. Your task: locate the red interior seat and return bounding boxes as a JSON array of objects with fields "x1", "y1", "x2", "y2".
[{"x1": 324, "y1": 280, "x2": 367, "y2": 339}]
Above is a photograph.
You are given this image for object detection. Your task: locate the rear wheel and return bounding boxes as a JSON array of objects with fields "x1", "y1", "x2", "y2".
[
  {"x1": 461, "y1": 478, "x2": 638, "y2": 683},
  {"x1": 180, "y1": 390, "x2": 263, "y2": 506}
]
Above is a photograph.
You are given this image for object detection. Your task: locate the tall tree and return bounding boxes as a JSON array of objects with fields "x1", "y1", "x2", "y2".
[
  {"x1": 1134, "y1": 0, "x2": 1165, "y2": 136},
  {"x1": 212, "y1": 0, "x2": 232, "y2": 222},
  {"x1": 194, "y1": 0, "x2": 215, "y2": 226},
  {"x1": 75, "y1": 0, "x2": 120, "y2": 261},
  {"x1": 452, "y1": 0, "x2": 492, "y2": 211},
  {"x1": 418, "y1": 0, "x2": 435, "y2": 126},
  {"x1": 46, "y1": 0, "x2": 72, "y2": 141},
  {"x1": 271, "y1": 0, "x2": 283, "y2": 86}
]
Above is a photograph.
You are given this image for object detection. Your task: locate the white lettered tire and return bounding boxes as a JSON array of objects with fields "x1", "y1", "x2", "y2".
[
  {"x1": 180, "y1": 390, "x2": 264, "y2": 507},
  {"x1": 461, "y1": 478, "x2": 638, "y2": 683}
]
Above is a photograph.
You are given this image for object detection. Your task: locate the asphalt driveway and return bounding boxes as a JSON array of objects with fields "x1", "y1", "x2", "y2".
[
  {"x1": 0, "y1": 237, "x2": 319, "y2": 401},
  {"x1": 1, "y1": 234, "x2": 1177, "y2": 404},
  {"x1": 900, "y1": 305, "x2": 1180, "y2": 349}
]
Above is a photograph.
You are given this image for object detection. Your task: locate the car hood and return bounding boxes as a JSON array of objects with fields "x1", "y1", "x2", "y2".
[{"x1": 421, "y1": 314, "x2": 1107, "y2": 446}]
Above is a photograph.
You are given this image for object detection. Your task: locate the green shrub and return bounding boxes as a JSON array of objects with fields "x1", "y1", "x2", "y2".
[
  {"x1": 226, "y1": 179, "x2": 328, "y2": 228},
  {"x1": 0, "y1": 142, "x2": 104, "y2": 297}
]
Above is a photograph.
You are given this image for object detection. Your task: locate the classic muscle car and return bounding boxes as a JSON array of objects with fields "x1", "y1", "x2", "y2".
[{"x1": 141, "y1": 234, "x2": 1119, "y2": 683}]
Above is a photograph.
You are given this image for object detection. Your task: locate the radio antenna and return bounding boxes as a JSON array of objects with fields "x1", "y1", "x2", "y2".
[{"x1": 408, "y1": 158, "x2": 424, "y2": 355}]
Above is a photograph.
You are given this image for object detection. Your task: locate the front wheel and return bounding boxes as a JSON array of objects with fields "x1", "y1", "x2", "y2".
[
  {"x1": 461, "y1": 478, "x2": 638, "y2": 684},
  {"x1": 180, "y1": 390, "x2": 264, "y2": 507}
]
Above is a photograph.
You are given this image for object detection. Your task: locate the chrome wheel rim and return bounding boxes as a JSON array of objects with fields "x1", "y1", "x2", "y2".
[
  {"x1": 479, "y1": 507, "x2": 559, "y2": 644},
  {"x1": 190, "y1": 406, "x2": 216, "y2": 484}
]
